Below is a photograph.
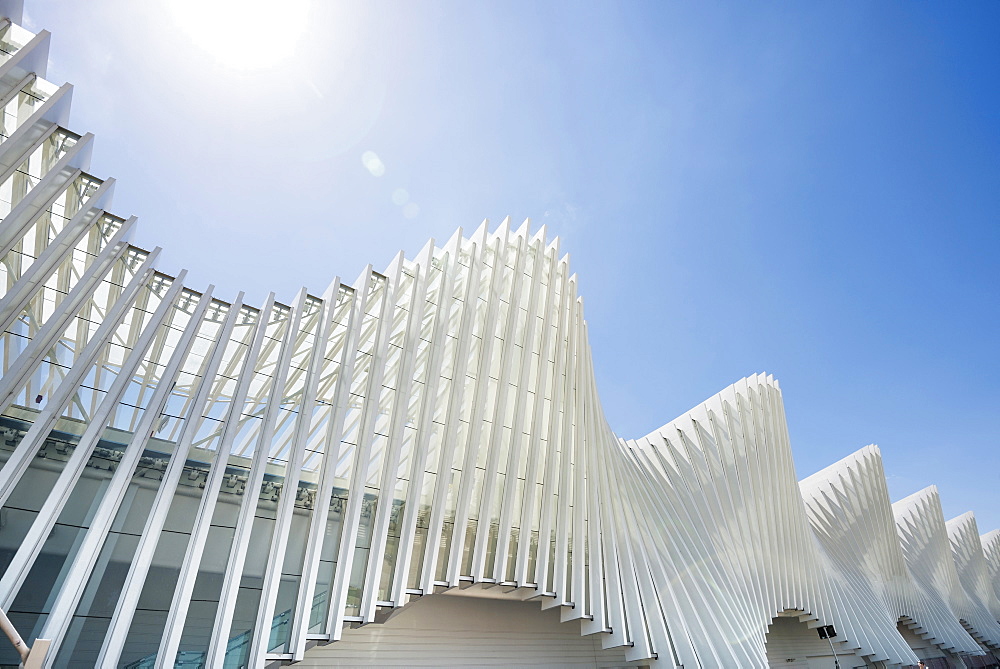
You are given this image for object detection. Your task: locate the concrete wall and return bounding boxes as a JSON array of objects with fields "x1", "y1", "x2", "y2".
[
  {"x1": 295, "y1": 590, "x2": 634, "y2": 668},
  {"x1": 765, "y1": 616, "x2": 870, "y2": 669}
]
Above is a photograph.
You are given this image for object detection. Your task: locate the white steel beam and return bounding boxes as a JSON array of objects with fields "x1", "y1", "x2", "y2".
[
  {"x1": 327, "y1": 259, "x2": 403, "y2": 639},
  {"x1": 288, "y1": 278, "x2": 363, "y2": 658},
  {"x1": 0, "y1": 268, "x2": 186, "y2": 609},
  {"x1": 389, "y1": 230, "x2": 462, "y2": 606},
  {"x1": 37, "y1": 283, "x2": 215, "y2": 664},
  {"x1": 153, "y1": 295, "x2": 277, "y2": 669},
  {"x1": 444, "y1": 226, "x2": 509, "y2": 586},
  {"x1": 204, "y1": 289, "x2": 311, "y2": 667},
  {"x1": 94, "y1": 291, "x2": 246, "y2": 667},
  {"x1": 0, "y1": 177, "x2": 116, "y2": 330},
  {"x1": 0, "y1": 133, "x2": 94, "y2": 258},
  {"x1": 358, "y1": 251, "x2": 430, "y2": 620},
  {"x1": 418, "y1": 223, "x2": 488, "y2": 594},
  {"x1": 249, "y1": 289, "x2": 337, "y2": 665},
  {"x1": 0, "y1": 246, "x2": 159, "y2": 502}
]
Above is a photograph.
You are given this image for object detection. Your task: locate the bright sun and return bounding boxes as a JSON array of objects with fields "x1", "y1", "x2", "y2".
[{"x1": 167, "y1": 0, "x2": 310, "y2": 71}]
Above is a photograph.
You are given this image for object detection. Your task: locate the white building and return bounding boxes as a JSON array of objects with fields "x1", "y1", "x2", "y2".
[{"x1": 0, "y1": 4, "x2": 997, "y2": 668}]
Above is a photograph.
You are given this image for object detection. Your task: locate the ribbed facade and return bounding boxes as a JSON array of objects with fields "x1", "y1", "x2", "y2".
[{"x1": 0, "y1": 5, "x2": 997, "y2": 668}]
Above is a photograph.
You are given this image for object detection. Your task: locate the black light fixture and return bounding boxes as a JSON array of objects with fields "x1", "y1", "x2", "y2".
[{"x1": 816, "y1": 625, "x2": 840, "y2": 668}]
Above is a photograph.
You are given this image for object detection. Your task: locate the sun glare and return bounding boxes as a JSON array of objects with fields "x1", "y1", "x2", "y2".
[{"x1": 168, "y1": 0, "x2": 310, "y2": 71}]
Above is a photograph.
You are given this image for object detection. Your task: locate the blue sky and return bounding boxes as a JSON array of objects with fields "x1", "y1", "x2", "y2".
[{"x1": 23, "y1": 1, "x2": 1000, "y2": 529}]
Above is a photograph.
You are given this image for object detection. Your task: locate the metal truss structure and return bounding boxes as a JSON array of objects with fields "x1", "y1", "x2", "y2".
[{"x1": 0, "y1": 4, "x2": 998, "y2": 668}]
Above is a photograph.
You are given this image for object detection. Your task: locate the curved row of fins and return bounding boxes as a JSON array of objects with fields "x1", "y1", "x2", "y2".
[{"x1": 0, "y1": 4, "x2": 997, "y2": 667}]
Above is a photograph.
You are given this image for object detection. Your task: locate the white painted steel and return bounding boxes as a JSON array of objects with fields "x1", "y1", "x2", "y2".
[
  {"x1": 204, "y1": 290, "x2": 311, "y2": 668},
  {"x1": 36, "y1": 281, "x2": 212, "y2": 665},
  {"x1": 0, "y1": 268, "x2": 185, "y2": 611},
  {"x1": 95, "y1": 291, "x2": 247, "y2": 668},
  {"x1": 0, "y1": 247, "x2": 161, "y2": 505},
  {"x1": 0, "y1": 11, "x2": 999, "y2": 669},
  {"x1": 153, "y1": 293, "x2": 278, "y2": 669},
  {"x1": 0, "y1": 177, "x2": 119, "y2": 331}
]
